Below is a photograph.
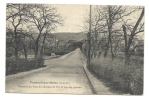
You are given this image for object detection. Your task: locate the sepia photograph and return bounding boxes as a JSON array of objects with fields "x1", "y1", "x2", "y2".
[{"x1": 5, "y1": 3, "x2": 144, "y2": 95}]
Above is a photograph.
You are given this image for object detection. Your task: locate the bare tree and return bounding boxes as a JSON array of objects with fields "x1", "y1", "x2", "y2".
[
  {"x1": 93, "y1": 5, "x2": 140, "y2": 60},
  {"x1": 82, "y1": 6, "x2": 107, "y2": 58},
  {"x1": 104, "y1": 5, "x2": 123, "y2": 59},
  {"x1": 6, "y1": 4, "x2": 27, "y2": 59},
  {"x1": 122, "y1": 7, "x2": 144, "y2": 64},
  {"x1": 39, "y1": 25, "x2": 56, "y2": 58},
  {"x1": 26, "y1": 4, "x2": 63, "y2": 58}
]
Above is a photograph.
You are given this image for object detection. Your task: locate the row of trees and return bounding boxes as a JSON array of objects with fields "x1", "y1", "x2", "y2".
[
  {"x1": 82, "y1": 5, "x2": 144, "y2": 94},
  {"x1": 83, "y1": 5, "x2": 144, "y2": 64},
  {"x1": 6, "y1": 4, "x2": 63, "y2": 60}
]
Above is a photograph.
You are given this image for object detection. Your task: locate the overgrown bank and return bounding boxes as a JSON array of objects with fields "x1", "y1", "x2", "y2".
[{"x1": 90, "y1": 55, "x2": 143, "y2": 95}]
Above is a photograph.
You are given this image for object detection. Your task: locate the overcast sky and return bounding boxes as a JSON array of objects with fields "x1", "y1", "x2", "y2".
[
  {"x1": 52, "y1": 5, "x2": 144, "y2": 40},
  {"x1": 52, "y1": 4, "x2": 90, "y2": 33},
  {"x1": 6, "y1": 4, "x2": 144, "y2": 39}
]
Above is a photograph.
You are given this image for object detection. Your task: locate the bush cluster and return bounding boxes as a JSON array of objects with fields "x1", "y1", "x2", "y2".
[{"x1": 6, "y1": 58, "x2": 44, "y2": 76}]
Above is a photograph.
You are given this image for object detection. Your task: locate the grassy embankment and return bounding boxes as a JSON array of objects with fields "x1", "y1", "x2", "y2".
[{"x1": 90, "y1": 53, "x2": 143, "y2": 95}]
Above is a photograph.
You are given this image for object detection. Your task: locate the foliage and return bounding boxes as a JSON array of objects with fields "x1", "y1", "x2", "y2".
[
  {"x1": 6, "y1": 58, "x2": 44, "y2": 76},
  {"x1": 90, "y1": 54, "x2": 143, "y2": 95}
]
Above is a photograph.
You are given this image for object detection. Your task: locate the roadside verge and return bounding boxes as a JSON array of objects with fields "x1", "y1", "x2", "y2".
[{"x1": 79, "y1": 50, "x2": 118, "y2": 95}]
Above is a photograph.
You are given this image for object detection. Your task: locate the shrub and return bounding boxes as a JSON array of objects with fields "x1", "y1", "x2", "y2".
[
  {"x1": 6, "y1": 57, "x2": 44, "y2": 76},
  {"x1": 90, "y1": 56, "x2": 143, "y2": 95}
]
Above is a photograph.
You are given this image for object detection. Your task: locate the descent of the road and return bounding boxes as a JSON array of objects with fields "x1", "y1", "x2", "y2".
[{"x1": 6, "y1": 48, "x2": 117, "y2": 94}]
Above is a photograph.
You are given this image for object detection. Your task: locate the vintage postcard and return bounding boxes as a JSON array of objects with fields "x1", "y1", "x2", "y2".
[{"x1": 6, "y1": 4, "x2": 144, "y2": 95}]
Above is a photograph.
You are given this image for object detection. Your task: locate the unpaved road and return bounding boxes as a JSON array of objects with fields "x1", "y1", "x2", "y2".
[
  {"x1": 6, "y1": 49, "x2": 93, "y2": 94},
  {"x1": 6, "y1": 48, "x2": 117, "y2": 95}
]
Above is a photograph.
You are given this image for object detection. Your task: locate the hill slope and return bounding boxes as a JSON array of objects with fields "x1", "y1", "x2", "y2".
[{"x1": 53, "y1": 32, "x2": 87, "y2": 42}]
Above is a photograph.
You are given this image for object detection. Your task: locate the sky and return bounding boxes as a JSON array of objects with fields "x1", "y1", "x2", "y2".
[
  {"x1": 6, "y1": 4, "x2": 90, "y2": 33},
  {"x1": 6, "y1": 4, "x2": 144, "y2": 39},
  {"x1": 52, "y1": 4, "x2": 90, "y2": 33},
  {"x1": 51, "y1": 5, "x2": 144, "y2": 40}
]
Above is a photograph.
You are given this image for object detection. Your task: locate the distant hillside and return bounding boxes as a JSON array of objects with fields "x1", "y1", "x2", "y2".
[{"x1": 53, "y1": 32, "x2": 87, "y2": 42}]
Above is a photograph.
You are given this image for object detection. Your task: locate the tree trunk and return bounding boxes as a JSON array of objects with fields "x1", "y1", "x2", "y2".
[
  {"x1": 127, "y1": 8, "x2": 144, "y2": 53},
  {"x1": 109, "y1": 32, "x2": 114, "y2": 60},
  {"x1": 23, "y1": 46, "x2": 28, "y2": 60},
  {"x1": 34, "y1": 31, "x2": 42, "y2": 59},
  {"x1": 34, "y1": 40, "x2": 39, "y2": 59},
  {"x1": 108, "y1": 6, "x2": 114, "y2": 60},
  {"x1": 14, "y1": 27, "x2": 18, "y2": 60},
  {"x1": 122, "y1": 8, "x2": 144, "y2": 65},
  {"x1": 104, "y1": 42, "x2": 109, "y2": 57},
  {"x1": 40, "y1": 32, "x2": 47, "y2": 58},
  {"x1": 122, "y1": 25, "x2": 130, "y2": 64},
  {"x1": 20, "y1": 39, "x2": 28, "y2": 60}
]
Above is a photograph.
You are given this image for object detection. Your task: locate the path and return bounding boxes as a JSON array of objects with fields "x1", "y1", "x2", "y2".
[{"x1": 6, "y1": 48, "x2": 117, "y2": 94}]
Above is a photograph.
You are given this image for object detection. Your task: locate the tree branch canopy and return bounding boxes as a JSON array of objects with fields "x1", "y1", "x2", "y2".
[
  {"x1": 6, "y1": 4, "x2": 63, "y2": 59},
  {"x1": 131, "y1": 8, "x2": 144, "y2": 36}
]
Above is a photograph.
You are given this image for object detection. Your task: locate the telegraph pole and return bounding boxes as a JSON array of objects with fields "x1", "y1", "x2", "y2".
[
  {"x1": 55, "y1": 36, "x2": 57, "y2": 51},
  {"x1": 87, "y1": 5, "x2": 92, "y2": 69}
]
